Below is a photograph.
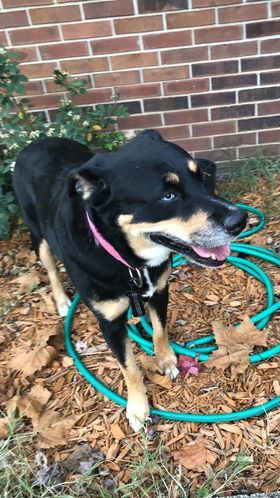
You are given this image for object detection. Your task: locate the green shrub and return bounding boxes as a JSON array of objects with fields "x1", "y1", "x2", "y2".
[{"x1": 0, "y1": 47, "x2": 129, "y2": 239}]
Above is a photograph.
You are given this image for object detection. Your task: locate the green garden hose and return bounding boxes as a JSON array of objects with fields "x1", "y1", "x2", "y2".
[{"x1": 64, "y1": 204, "x2": 280, "y2": 423}]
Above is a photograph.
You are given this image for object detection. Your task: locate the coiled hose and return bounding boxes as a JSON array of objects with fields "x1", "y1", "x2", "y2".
[{"x1": 64, "y1": 204, "x2": 280, "y2": 423}]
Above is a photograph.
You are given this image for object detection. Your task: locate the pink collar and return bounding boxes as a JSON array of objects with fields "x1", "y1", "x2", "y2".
[{"x1": 86, "y1": 210, "x2": 138, "y2": 271}]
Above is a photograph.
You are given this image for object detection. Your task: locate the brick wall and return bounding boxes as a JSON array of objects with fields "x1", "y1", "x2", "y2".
[{"x1": 1, "y1": 0, "x2": 280, "y2": 170}]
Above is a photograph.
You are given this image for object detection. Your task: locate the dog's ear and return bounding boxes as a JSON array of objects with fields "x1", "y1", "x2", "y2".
[
  {"x1": 68, "y1": 154, "x2": 110, "y2": 204},
  {"x1": 196, "y1": 158, "x2": 216, "y2": 194}
]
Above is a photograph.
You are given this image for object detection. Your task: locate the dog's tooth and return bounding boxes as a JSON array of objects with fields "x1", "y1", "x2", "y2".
[{"x1": 211, "y1": 254, "x2": 217, "y2": 260}]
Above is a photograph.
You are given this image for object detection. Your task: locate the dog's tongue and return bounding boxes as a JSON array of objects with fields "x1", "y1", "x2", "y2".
[{"x1": 191, "y1": 244, "x2": 231, "y2": 261}]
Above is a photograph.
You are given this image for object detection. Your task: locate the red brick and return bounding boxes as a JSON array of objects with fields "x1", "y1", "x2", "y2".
[
  {"x1": 214, "y1": 133, "x2": 256, "y2": 148},
  {"x1": 138, "y1": 0, "x2": 187, "y2": 13},
  {"x1": 95, "y1": 70, "x2": 140, "y2": 87},
  {"x1": 272, "y1": 2, "x2": 280, "y2": 16},
  {"x1": 9, "y1": 26, "x2": 60, "y2": 45},
  {"x1": 261, "y1": 38, "x2": 280, "y2": 54},
  {"x1": 239, "y1": 86, "x2": 280, "y2": 103},
  {"x1": 211, "y1": 42, "x2": 257, "y2": 60},
  {"x1": 84, "y1": 1, "x2": 133, "y2": 19},
  {"x1": 115, "y1": 15, "x2": 162, "y2": 34},
  {"x1": 174, "y1": 137, "x2": 211, "y2": 152},
  {"x1": 246, "y1": 20, "x2": 280, "y2": 38},
  {"x1": 212, "y1": 74, "x2": 256, "y2": 91},
  {"x1": 260, "y1": 71, "x2": 280, "y2": 85},
  {"x1": 162, "y1": 46, "x2": 208, "y2": 65},
  {"x1": 19, "y1": 62, "x2": 56, "y2": 78},
  {"x1": 239, "y1": 144, "x2": 280, "y2": 159},
  {"x1": 193, "y1": 0, "x2": 242, "y2": 6},
  {"x1": 258, "y1": 101, "x2": 280, "y2": 117},
  {"x1": 143, "y1": 66, "x2": 188, "y2": 83},
  {"x1": 45, "y1": 77, "x2": 91, "y2": 93},
  {"x1": 40, "y1": 42, "x2": 88, "y2": 60},
  {"x1": 242, "y1": 55, "x2": 280, "y2": 72},
  {"x1": 74, "y1": 88, "x2": 112, "y2": 106},
  {"x1": 144, "y1": 96, "x2": 189, "y2": 112},
  {"x1": 164, "y1": 108, "x2": 208, "y2": 125},
  {"x1": 238, "y1": 115, "x2": 279, "y2": 132},
  {"x1": 211, "y1": 104, "x2": 255, "y2": 120},
  {"x1": 167, "y1": 9, "x2": 214, "y2": 28},
  {"x1": 27, "y1": 94, "x2": 62, "y2": 109},
  {"x1": 194, "y1": 148, "x2": 237, "y2": 161},
  {"x1": 31, "y1": 6, "x2": 80, "y2": 24},
  {"x1": 111, "y1": 52, "x2": 158, "y2": 70},
  {"x1": 62, "y1": 57, "x2": 109, "y2": 74},
  {"x1": 91, "y1": 36, "x2": 139, "y2": 55},
  {"x1": 23, "y1": 80, "x2": 44, "y2": 95},
  {"x1": 119, "y1": 113, "x2": 162, "y2": 130},
  {"x1": 191, "y1": 92, "x2": 236, "y2": 107},
  {"x1": 259, "y1": 129, "x2": 280, "y2": 143},
  {"x1": 156, "y1": 125, "x2": 190, "y2": 140},
  {"x1": 116, "y1": 83, "x2": 161, "y2": 99},
  {"x1": 0, "y1": 10, "x2": 28, "y2": 29},
  {"x1": 164, "y1": 78, "x2": 209, "y2": 96},
  {"x1": 195, "y1": 25, "x2": 243, "y2": 44},
  {"x1": 62, "y1": 21, "x2": 112, "y2": 40},
  {"x1": 219, "y1": 4, "x2": 267, "y2": 23},
  {"x1": 143, "y1": 31, "x2": 192, "y2": 49},
  {"x1": 192, "y1": 120, "x2": 235, "y2": 137},
  {"x1": 193, "y1": 60, "x2": 238, "y2": 77},
  {"x1": 0, "y1": 32, "x2": 7, "y2": 46},
  {"x1": 3, "y1": 0, "x2": 52, "y2": 6},
  {"x1": 9, "y1": 46, "x2": 37, "y2": 63}
]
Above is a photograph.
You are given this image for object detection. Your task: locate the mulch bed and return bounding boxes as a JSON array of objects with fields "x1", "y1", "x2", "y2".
[{"x1": 1, "y1": 176, "x2": 280, "y2": 495}]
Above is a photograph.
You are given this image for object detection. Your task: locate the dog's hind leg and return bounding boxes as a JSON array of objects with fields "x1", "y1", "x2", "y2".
[
  {"x1": 93, "y1": 298, "x2": 150, "y2": 432},
  {"x1": 39, "y1": 239, "x2": 71, "y2": 317},
  {"x1": 148, "y1": 286, "x2": 179, "y2": 380}
]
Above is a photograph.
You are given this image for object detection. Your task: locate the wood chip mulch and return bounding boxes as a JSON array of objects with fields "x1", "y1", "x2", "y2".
[{"x1": 1, "y1": 176, "x2": 280, "y2": 495}]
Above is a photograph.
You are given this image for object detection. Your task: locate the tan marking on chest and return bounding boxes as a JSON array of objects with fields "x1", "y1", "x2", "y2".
[{"x1": 93, "y1": 296, "x2": 129, "y2": 321}]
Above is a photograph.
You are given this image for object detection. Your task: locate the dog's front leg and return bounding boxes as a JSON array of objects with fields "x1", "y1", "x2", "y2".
[
  {"x1": 93, "y1": 299, "x2": 150, "y2": 432},
  {"x1": 148, "y1": 286, "x2": 179, "y2": 379}
]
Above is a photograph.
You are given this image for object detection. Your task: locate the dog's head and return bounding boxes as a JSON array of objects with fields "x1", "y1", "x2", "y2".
[{"x1": 70, "y1": 129, "x2": 247, "y2": 268}]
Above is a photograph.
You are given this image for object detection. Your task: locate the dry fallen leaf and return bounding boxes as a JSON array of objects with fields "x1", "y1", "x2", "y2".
[
  {"x1": 8, "y1": 345, "x2": 56, "y2": 377},
  {"x1": 146, "y1": 371, "x2": 172, "y2": 389},
  {"x1": 207, "y1": 315, "x2": 268, "y2": 376},
  {"x1": 12, "y1": 269, "x2": 41, "y2": 293},
  {"x1": 0, "y1": 418, "x2": 8, "y2": 439},
  {"x1": 37, "y1": 290, "x2": 57, "y2": 314},
  {"x1": 61, "y1": 356, "x2": 74, "y2": 368},
  {"x1": 35, "y1": 409, "x2": 79, "y2": 448},
  {"x1": 172, "y1": 439, "x2": 207, "y2": 471},
  {"x1": 5, "y1": 386, "x2": 52, "y2": 426}
]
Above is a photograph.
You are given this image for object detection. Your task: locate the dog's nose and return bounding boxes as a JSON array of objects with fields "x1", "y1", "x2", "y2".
[{"x1": 223, "y1": 208, "x2": 247, "y2": 236}]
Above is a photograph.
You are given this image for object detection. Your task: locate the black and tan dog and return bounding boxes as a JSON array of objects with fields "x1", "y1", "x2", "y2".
[{"x1": 13, "y1": 130, "x2": 247, "y2": 431}]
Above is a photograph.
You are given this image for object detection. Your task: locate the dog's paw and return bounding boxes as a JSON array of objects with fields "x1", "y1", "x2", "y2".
[
  {"x1": 58, "y1": 298, "x2": 71, "y2": 317},
  {"x1": 157, "y1": 348, "x2": 179, "y2": 380},
  {"x1": 126, "y1": 396, "x2": 150, "y2": 432}
]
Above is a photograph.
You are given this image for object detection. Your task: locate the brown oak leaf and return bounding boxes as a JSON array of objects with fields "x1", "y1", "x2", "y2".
[
  {"x1": 207, "y1": 315, "x2": 268, "y2": 376},
  {"x1": 35, "y1": 410, "x2": 79, "y2": 448},
  {"x1": 12, "y1": 269, "x2": 41, "y2": 293},
  {"x1": 0, "y1": 418, "x2": 8, "y2": 439},
  {"x1": 146, "y1": 371, "x2": 172, "y2": 389},
  {"x1": 172, "y1": 439, "x2": 207, "y2": 471},
  {"x1": 6, "y1": 386, "x2": 52, "y2": 426},
  {"x1": 8, "y1": 345, "x2": 56, "y2": 377}
]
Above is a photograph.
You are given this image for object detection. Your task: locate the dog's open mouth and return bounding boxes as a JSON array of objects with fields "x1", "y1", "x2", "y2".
[{"x1": 149, "y1": 233, "x2": 231, "y2": 268}]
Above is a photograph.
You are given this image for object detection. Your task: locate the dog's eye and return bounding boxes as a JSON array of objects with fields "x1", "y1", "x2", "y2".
[{"x1": 162, "y1": 192, "x2": 178, "y2": 201}]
